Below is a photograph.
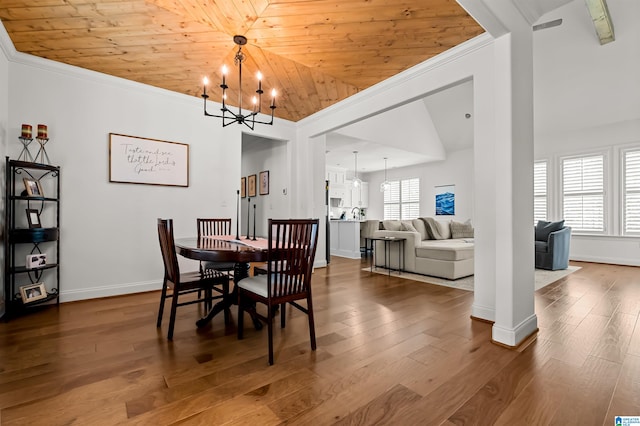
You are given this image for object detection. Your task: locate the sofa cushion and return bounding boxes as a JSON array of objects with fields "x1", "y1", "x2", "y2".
[
  {"x1": 535, "y1": 220, "x2": 565, "y2": 242},
  {"x1": 382, "y1": 220, "x2": 401, "y2": 231},
  {"x1": 412, "y1": 219, "x2": 429, "y2": 240},
  {"x1": 416, "y1": 240, "x2": 474, "y2": 261},
  {"x1": 400, "y1": 221, "x2": 419, "y2": 233},
  {"x1": 450, "y1": 220, "x2": 474, "y2": 238},
  {"x1": 422, "y1": 217, "x2": 451, "y2": 240}
]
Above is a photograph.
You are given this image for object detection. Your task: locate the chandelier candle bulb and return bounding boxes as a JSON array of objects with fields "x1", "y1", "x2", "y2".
[
  {"x1": 221, "y1": 65, "x2": 227, "y2": 86},
  {"x1": 271, "y1": 89, "x2": 276, "y2": 108},
  {"x1": 21, "y1": 124, "x2": 32, "y2": 139}
]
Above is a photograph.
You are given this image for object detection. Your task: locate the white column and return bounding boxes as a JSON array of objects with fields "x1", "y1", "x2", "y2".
[
  {"x1": 459, "y1": 0, "x2": 537, "y2": 346},
  {"x1": 490, "y1": 21, "x2": 537, "y2": 347}
]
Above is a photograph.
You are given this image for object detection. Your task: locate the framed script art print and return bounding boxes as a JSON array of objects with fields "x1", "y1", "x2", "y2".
[
  {"x1": 241, "y1": 177, "x2": 246, "y2": 198},
  {"x1": 109, "y1": 133, "x2": 189, "y2": 187},
  {"x1": 259, "y1": 171, "x2": 269, "y2": 195},
  {"x1": 248, "y1": 174, "x2": 257, "y2": 197}
]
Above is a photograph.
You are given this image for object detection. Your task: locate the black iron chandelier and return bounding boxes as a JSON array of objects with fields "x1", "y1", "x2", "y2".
[{"x1": 201, "y1": 35, "x2": 276, "y2": 130}]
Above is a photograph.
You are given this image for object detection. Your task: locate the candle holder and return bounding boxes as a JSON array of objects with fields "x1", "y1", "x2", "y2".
[
  {"x1": 246, "y1": 197, "x2": 251, "y2": 239},
  {"x1": 252, "y1": 204, "x2": 257, "y2": 241},
  {"x1": 34, "y1": 137, "x2": 51, "y2": 164},
  {"x1": 17, "y1": 136, "x2": 35, "y2": 162}
]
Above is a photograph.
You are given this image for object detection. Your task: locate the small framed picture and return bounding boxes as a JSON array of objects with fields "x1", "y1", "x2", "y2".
[
  {"x1": 26, "y1": 209, "x2": 41, "y2": 228},
  {"x1": 26, "y1": 253, "x2": 47, "y2": 269},
  {"x1": 23, "y1": 178, "x2": 44, "y2": 197},
  {"x1": 20, "y1": 282, "x2": 48, "y2": 304},
  {"x1": 259, "y1": 170, "x2": 269, "y2": 195},
  {"x1": 240, "y1": 177, "x2": 246, "y2": 198},
  {"x1": 248, "y1": 174, "x2": 257, "y2": 197}
]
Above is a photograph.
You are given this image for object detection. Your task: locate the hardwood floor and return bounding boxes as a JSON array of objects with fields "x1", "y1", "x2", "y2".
[{"x1": 1, "y1": 258, "x2": 639, "y2": 425}]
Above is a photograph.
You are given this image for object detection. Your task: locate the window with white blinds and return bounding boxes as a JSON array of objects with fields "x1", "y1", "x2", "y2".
[
  {"x1": 623, "y1": 149, "x2": 640, "y2": 234},
  {"x1": 383, "y1": 178, "x2": 420, "y2": 220},
  {"x1": 534, "y1": 161, "x2": 547, "y2": 224},
  {"x1": 562, "y1": 154, "x2": 604, "y2": 232}
]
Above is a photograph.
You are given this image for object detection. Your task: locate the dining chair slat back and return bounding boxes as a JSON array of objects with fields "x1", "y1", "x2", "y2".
[
  {"x1": 157, "y1": 218, "x2": 229, "y2": 340},
  {"x1": 237, "y1": 218, "x2": 319, "y2": 365},
  {"x1": 197, "y1": 218, "x2": 232, "y2": 239}
]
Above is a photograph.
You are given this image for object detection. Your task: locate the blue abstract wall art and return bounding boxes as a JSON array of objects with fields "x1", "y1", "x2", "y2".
[{"x1": 435, "y1": 184, "x2": 455, "y2": 216}]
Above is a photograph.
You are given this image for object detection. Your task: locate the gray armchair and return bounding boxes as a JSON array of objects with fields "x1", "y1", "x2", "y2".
[{"x1": 534, "y1": 220, "x2": 571, "y2": 270}]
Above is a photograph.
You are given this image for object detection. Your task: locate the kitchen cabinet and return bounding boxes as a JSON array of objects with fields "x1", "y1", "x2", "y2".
[
  {"x1": 351, "y1": 182, "x2": 368, "y2": 208},
  {"x1": 329, "y1": 220, "x2": 361, "y2": 259},
  {"x1": 326, "y1": 168, "x2": 346, "y2": 186}
]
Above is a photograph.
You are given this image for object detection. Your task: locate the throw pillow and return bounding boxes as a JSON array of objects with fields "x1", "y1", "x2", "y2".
[
  {"x1": 535, "y1": 220, "x2": 564, "y2": 241},
  {"x1": 421, "y1": 217, "x2": 449, "y2": 240},
  {"x1": 450, "y1": 219, "x2": 474, "y2": 238},
  {"x1": 412, "y1": 219, "x2": 429, "y2": 240},
  {"x1": 382, "y1": 220, "x2": 401, "y2": 231},
  {"x1": 435, "y1": 220, "x2": 452, "y2": 239},
  {"x1": 400, "y1": 221, "x2": 419, "y2": 233}
]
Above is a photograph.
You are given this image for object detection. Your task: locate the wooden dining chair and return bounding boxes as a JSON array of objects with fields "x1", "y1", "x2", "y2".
[
  {"x1": 237, "y1": 218, "x2": 319, "y2": 365},
  {"x1": 157, "y1": 218, "x2": 230, "y2": 340},
  {"x1": 197, "y1": 218, "x2": 236, "y2": 277}
]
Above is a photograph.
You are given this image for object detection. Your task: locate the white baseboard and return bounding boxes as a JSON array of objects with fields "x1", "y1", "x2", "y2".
[
  {"x1": 60, "y1": 279, "x2": 162, "y2": 303},
  {"x1": 570, "y1": 255, "x2": 640, "y2": 267},
  {"x1": 492, "y1": 314, "x2": 538, "y2": 347},
  {"x1": 471, "y1": 303, "x2": 495, "y2": 322}
]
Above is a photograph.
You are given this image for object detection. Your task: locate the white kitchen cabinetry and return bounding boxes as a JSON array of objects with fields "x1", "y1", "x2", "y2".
[
  {"x1": 326, "y1": 168, "x2": 346, "y2": 186},
  {"x1": 350, "y1": 182, "x2": 368, "y2": 208},
  {"x1": 329, "y1": 220, "x2": 361, "y2": 259}
]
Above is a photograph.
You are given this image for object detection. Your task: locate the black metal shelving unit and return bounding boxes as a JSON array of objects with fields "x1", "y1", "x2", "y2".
[{"x1": 3, "y1": 157, "x2": 60, "y2": 320}]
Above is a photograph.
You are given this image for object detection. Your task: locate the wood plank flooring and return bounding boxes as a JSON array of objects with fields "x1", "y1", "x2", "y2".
[{"x1": 0, "y1": 258, "x2": 639, "y2": 425}]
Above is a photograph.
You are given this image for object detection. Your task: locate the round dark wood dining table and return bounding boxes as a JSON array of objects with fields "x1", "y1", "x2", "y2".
[{"x1": 175, "y1": 236, "x2": 267, "y2": 329}]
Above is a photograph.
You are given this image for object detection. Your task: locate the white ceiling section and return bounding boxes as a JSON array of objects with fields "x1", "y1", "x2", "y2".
[
  {"x1": 327, "y1": 0, "x2": 638, "y2": 173},
  {"x1": 534, "y1": 0, "x2": 638, "y2": 138},
  {"x1": 325, "y1": 80, "x2": 474, "y2": 172},
  {"x1": 422, "y1": 80, "x2": 474, "y2": 154}
]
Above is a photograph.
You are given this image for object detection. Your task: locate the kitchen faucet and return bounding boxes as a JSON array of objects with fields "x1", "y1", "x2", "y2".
[{"x1": 351, "y1": 207, "x2": 361, "y2": 219}]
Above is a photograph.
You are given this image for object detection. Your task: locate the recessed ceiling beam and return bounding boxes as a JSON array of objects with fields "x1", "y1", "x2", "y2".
[{"x1": 585, "y1": 0, "x2": 615, "y2": 45}]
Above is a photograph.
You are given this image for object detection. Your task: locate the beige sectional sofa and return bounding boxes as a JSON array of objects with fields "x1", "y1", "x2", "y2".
[{"x1": 372, "y1": 217, "x2": 474, "y2": 280}]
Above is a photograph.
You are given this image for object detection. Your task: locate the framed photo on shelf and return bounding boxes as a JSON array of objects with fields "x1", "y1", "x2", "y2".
[
  {"x1": 259, "y1": 170, "x2": 269, "y2": 195},
  {"x1": 26, "y1": 209, "x2": 41, "y2": 228},
  {"x1": 19, "y1": 282, "x2": 48, "y2": 304},
  {"x1": 248, "y1": 174, "x2": 257, "y2": 197},
  {"x1": 26, "y1": 253, "x2": 47, "y2": 269},
  {"x1": 23, "y1": 178, "x2": 43, "y2": 197},
  {"x1": 240, "y1": 177, "x2": 246, "y2": 198}
]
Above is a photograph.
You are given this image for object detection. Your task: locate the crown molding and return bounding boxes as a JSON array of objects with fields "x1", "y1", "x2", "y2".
[{"x1": 0, "y1": 20, "x2": 16, "y2": 60}]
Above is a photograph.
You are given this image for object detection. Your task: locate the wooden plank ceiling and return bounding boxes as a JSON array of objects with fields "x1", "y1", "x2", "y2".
[{"x1": 0, "y1": 0, "x2": 484, "y2": 122}]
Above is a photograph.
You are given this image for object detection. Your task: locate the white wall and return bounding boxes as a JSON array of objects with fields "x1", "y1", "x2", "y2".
[
  {"x1": 0, "y1": 25, "x2": 9, "y2": 314},
  {"x1": 532, "y1": 0, "x2": 640, "y2": 265},
  {"x1": 365, "y1": 148, "x2": 474, "y2": 222},
  {"x1": 3, "y1": 43, "x2": 295, "y2": 302},
  {"x1": 241, "y1": 136, "x2": 289, "y2": 238}
]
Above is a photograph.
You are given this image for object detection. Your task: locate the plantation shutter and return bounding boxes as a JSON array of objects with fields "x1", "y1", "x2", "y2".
[
  {"x1": 624, "y1": 150, "x2": 640, "y2": 233},
  {"x1": 562, "y1": 155, "x2": 604, "y2": 232},
  {"x1": 534, "y1": 161, "x2": 547, "y2": 224},
  {"x1": 383, "y1": 180, "x2": 400, "y2": 220}
]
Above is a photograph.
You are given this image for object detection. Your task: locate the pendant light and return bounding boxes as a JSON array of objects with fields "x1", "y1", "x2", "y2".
[
  {"x1": 352, "y1": 151, "x2": 362, "y2": 188},
  {"x1": 380, "y1": 157, "x2": 391, "y2": 192}
]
